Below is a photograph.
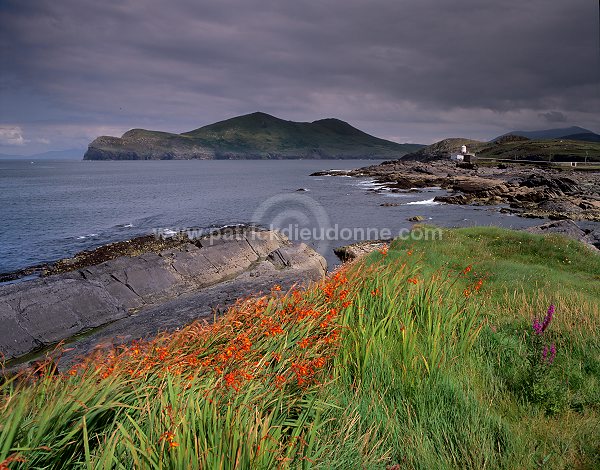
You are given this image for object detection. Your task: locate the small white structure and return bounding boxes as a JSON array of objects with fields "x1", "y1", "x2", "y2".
[{"x1": 450, "y1": 145, "x2": 476, "y2": 163}]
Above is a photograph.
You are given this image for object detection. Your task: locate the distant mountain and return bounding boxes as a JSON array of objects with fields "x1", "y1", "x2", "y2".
[
  {"x1": 494, "y1": 126, "x2": 593, "y2": 141},
  {"x1": 0, "y1": 148, "x2": 85, "y2": 160},
  {"x1": 561, "y1": 132, "x2": 600, "y2": 143},
  {"x1": 84, "y1": 112, "x2": 423, "y2": 160}
]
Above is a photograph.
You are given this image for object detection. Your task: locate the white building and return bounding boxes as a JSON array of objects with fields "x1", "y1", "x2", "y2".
[{"x1": 451, "y1": 145, "x2": 476, "y2": 163}]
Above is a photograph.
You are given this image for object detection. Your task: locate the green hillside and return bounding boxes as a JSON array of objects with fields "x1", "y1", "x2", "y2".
[
  {"x1": 477, "y1": 138, "x2": 600, "y2": 162},
  {"x1": 84, "y1": 112, "x2": 422, "y2": 160},
  {"x1": 403, "y1": 136, "x2": 600, "y2": 163}
]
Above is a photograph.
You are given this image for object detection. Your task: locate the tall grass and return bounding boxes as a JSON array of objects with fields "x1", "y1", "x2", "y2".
[
  {"x1": 0, "y1": 274, "x2": 351, "y2": 469},
  {"x1": 1, "y1": 227, "x2": 599, "y2": 469}
]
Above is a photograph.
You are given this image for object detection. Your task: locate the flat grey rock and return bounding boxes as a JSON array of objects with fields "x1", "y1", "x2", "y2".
[{"x1": 0, "y1": 228, "x2": 326, "y2": 365}]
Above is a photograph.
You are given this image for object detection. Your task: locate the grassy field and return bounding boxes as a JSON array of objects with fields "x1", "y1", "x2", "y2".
[{"x1": 1, "y1": 227, "x2": 599, "y2": 469}]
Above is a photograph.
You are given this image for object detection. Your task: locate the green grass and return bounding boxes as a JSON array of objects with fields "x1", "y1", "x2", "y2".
[
  {"x1": 476, "y1": 139, "x2": 600, "y2": 162},
  {"x1": 1, "y1": 227, "x2": 599, "y2": 468}
]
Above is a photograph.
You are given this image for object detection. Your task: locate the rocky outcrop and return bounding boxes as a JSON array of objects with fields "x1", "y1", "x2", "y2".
[
  {"x1": 313, "y1": 160, "x2": 600, "y2": 221},
  {"x1": 333, "y1": 240, "x2": 390, "y2": 262},
  {"x1": 0, "y1": 228, "x2": 326, "y2": 364},
  {"x1": 525, "y1": 220, "x2": 600, "y2": 252}
]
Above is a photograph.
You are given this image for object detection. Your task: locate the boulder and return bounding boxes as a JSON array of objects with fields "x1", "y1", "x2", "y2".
[
  {"x1": 334, "y1": 240, "x2": 391, "y2": 262},
  {"x1": 525, "y1": 220, "x2": 599, "y2": 252}
]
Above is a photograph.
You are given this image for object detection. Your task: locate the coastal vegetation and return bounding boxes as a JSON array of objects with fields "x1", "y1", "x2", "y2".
[{"x1": 1, "y1": 227, "x2": 599, "y2": 469}]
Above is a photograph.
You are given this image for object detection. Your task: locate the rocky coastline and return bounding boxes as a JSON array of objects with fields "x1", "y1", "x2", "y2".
[
  {"x1": 0, "y1": 227, "x2": 326, "y2": 370},
  {"x1": 312, "y1": 160, "x2": 600, "y2": 222}
]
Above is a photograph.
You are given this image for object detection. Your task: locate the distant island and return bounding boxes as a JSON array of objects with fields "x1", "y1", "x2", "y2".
[{"x1": 83, "y1": 112, "x2": 423, "y2": 160}]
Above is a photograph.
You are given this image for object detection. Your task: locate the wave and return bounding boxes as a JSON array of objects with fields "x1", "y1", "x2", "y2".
[
  {"x1": 76, "y1": 233, "x2": 99, "y2": 240},
  {"x1": 405, "y1": 198, "x2": 440, "y2": 206},
  {"x1": 357, "y1": 179, "x2": 387, "y2": 189}
]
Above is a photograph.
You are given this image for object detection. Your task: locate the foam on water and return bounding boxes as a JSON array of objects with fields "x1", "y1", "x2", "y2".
[{"x1": 405, "y1": 198, "x2": 440, "y2": 206}]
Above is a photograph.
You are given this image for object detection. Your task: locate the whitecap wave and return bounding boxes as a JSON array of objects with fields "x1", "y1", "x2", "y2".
[
  {"x1": 76, "y1": 233, "x2": 99, "y2": 240},
  {"x1": 405, "y1": 198, "x2": 440, "y2": 206}
]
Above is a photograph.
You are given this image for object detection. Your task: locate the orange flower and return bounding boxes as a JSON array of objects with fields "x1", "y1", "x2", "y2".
[
  {"x1": 323, "y1": 330, "x2": 340, "y2": 344},
  {"x1": 312, "y1": 357, "x2": 326, "y2": 368},
  {"x1": 291, "y1": 362, "x2": 311, "y2": 385},
  {"x1": 160, "y1": 431, "x2": 176, "y2": 443},
  {"x1": 155, "y1": 347, "x2": 168, "y2": 361},
  {"x1": 463, "y1": 265, "x2": 472, "y2": 274},
  {"x1": 407, "y1": 277, "x2": 419, "y2": 285},
  {"x1": 274, "y1": 375, "x2": 286, "y2": 388},
  {"x1": 271, "y1": 325, "x2": 284, "y2": 335},
  {"x1": 463, "y1": 289, "x2": 471, "y2": 298},
  {"x1": 224, "y1": 371, "x2": 239, "y2": 390},
  {"x1": 0, "y1": 454, "x2": 27, "y2": 468},
  {"x1": 298, "y1": 338, "x2": 311, "y2": 349},
  {"x1": 272, "y1": 284, "x2": 282, "y2": 291},
  {"x1": 371, "y1": 288, "x2": 380, "y2": 296},
  {"x1": 322, "y1": 284, "x2": 335, "y2": 299}
]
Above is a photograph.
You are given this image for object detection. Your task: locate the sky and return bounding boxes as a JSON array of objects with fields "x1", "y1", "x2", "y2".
[{"x1": 1, "y1": 0, "x2": 599, "y2": 155}]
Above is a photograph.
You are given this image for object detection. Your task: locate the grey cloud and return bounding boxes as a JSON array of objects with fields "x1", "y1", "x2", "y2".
[
  {"x1": 539, "y1": 111, "x2": 567, "y2": 123},
  {"x1": 0, "y1": 0, "x2": 598, "y2": 153}
]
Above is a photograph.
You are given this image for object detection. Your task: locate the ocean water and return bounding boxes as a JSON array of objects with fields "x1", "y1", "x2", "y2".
[{"x1": 0, "y1": 159, "x2": 547, "y2": 273}]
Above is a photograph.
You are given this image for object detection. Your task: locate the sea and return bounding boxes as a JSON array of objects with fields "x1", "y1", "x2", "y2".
[{"x1": 0, "y1": 159, "x2": 548, "y2": 275}]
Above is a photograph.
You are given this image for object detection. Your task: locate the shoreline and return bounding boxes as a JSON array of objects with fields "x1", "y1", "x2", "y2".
[
  {"x1": 0, "y1": 227, "x2": 326, "y2": 369},
  {"x1": 312, "y1": 159, "x2": 600, "y2": 222}
]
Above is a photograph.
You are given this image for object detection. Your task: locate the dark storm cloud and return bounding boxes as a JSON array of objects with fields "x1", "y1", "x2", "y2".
[{"x1": 0, "y1": 0, "x2": 598, "y2": 152}]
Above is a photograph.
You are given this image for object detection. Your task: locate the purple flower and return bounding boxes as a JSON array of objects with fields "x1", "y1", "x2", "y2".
[
  {"x1": 532, "y1": 318, "x2": 543, "y2": 335},
  {"x1": 541, "y1": 304, "x2": 555, "y2": 333},
  {"x1": 532, "y1": 304, "x2": 555, "y2": 335},
  {"x1": 548, "y1": 344, "x2": 557, "y2": 365},
  {"x1": 540, "y1": 343, "x2": 557, "y2": 365}
]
